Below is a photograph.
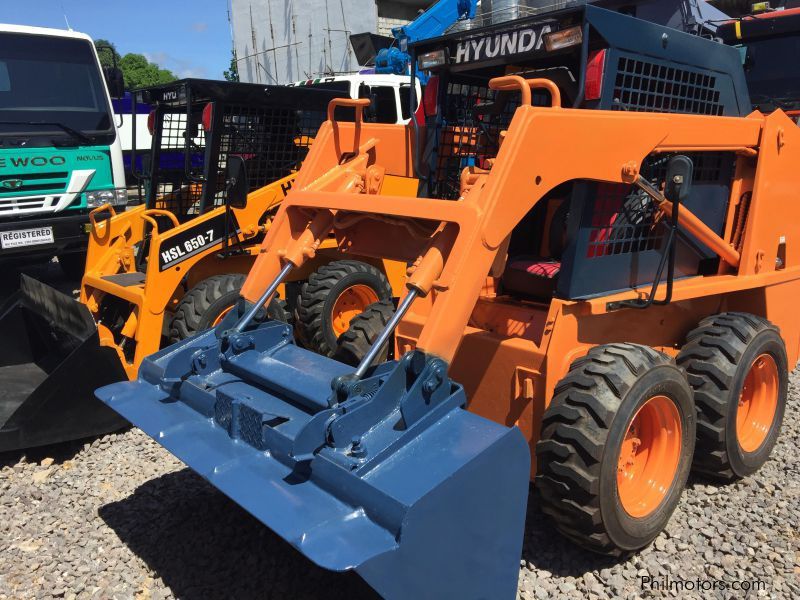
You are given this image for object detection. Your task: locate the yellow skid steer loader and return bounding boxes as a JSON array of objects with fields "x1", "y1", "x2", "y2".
[{"x1": 0, "y1": 80, "x2": 409, "y2": 451}]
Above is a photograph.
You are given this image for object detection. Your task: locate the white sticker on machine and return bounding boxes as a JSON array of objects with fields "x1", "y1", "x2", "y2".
[{"x1": 0, "y1": 226, "x2": 54, "y2": 249}]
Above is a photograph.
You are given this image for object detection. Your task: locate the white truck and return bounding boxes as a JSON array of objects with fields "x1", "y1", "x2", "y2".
[
  {"x1": 0, "y1": 24, "x2": 127, "y2": 277},
  {"x1": 288, "y1": 73, "x2": 421, "y2": 124},
  {"x1": 111, "y1": 92, "x2": 153, "y2": 181}
]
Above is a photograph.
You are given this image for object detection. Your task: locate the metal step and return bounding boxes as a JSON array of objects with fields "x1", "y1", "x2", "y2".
[{"x1": 101, "y1": 271, "x2": 146, "y2": 287}]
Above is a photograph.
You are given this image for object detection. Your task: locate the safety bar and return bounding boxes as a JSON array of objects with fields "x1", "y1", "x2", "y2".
[
  {"x1": 488, "y1": 76, "x2": 562, "y2": 109},
  {"x1": 142, "y1": 209, "x2": 180, "y2": 229},
  {"x1": 139, "y1": 210, "x2": 180, "y2": 246},
  {"x1": 327, "y1": 98, "x2": 371, "y2": 122},
  {"x1": 140, "y1": 215, "x2": 162, "y2": 240},
  {"x1": 89, "y1": 204, "x2": 117, "y2": 230}
]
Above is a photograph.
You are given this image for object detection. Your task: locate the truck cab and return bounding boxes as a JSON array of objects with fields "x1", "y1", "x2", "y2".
[
  {"x1": 0, "y1": 24, "x2": 126, "y2": 275},
  {"x1": 288, "y1": 73, "x2": 421, "y2": 124},
  {"x1": 112, "y1": 92, "x2": 153, "y2": 181}
]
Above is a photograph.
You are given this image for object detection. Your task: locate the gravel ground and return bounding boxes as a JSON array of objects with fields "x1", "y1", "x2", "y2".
[{"x1": 1, "y1": 373, "x2": 798, "y2": 600}]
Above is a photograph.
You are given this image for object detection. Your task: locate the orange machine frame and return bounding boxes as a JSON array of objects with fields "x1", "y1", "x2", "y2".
[
  {"x1": 81, "y1": 171, "x2": 409, "y2": 380},
  {"x1": 240, "y1": 80, "x2": 800, "y2": 469}
]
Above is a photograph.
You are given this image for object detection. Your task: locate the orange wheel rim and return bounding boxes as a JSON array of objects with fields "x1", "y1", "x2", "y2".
[
  {"x1": 736, "y1": 353, "x2": 779, "y2": 453},
  {"x1": 212, "y1": 305, "x2": 235, "y2": 327},
  {"x1": 617, "y1": 395, "x2": 682, "y2": 519},
  {"x1": 331, "y1": 284, "x2": 379, "y2": 336}
]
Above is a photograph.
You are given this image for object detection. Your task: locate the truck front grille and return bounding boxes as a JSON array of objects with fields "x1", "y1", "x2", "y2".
[
  {"x1": 0, "y1": 196, "x2": 49, "y2": 214},
  {"x1": 0, "y1": 171, "x2": 69, "y2": 196}
]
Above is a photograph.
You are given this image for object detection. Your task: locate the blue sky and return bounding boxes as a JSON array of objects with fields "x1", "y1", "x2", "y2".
[{"x1": 0, "y1": 0, "x2": 232, "y2": 79}]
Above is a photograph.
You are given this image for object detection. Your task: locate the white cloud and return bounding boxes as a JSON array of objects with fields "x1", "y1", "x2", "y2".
[
  {"x1": 144, "y1": 52, "x2": 169, "y2": 65},
  {"x1": 144, "y1": 52, "x2": 208, "y2": 79},
  {"x1": 190, "y1": 22, "x2": 208, "y2": 33},
  {"x1": 177, "y1": 67, "x2": 209, "y2": 78}
]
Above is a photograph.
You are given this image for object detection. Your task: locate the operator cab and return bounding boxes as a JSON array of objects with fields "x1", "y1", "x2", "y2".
[
  {"x1": 411, "y1": 4, "x2": 751, "y2": 313},
  {"x1": 132, "y1": 79, "x2": 343, "y2": 222}
]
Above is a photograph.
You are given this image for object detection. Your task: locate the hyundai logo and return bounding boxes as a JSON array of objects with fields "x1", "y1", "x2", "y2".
[{"x1": 0, "y1": 179, "x2": 23, "y2": 190}]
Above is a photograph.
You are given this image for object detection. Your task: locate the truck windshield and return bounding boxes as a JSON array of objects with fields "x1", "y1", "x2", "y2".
[
  {"x1": 0, "y1": 32, "x2": 114, "y2": 144},
  {"x1": 742, "y1": 34, "x2": 800, "y2": 114}
]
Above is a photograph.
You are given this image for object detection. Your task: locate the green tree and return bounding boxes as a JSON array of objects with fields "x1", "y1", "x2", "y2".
[
  {"x1": 93, "y1": 39, "x2": 177, "y2": 90},
  {"x1": 93, "y1": 39, "x2": 121, "y2": 69},
  {"x1": 224, "y1": 49, "x2": 239, "y2": 82},
  {"x1": 118, "y1": 53, "x2": 177, "y2": 90}
]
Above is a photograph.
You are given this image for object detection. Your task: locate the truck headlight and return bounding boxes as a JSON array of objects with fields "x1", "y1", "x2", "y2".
[{"x1": 86, "y1": 188, "x2": 128, "y2": 208}]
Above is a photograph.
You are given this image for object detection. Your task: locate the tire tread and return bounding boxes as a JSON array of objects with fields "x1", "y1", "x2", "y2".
[
  {"x1": 676, "y1": 312, "x2": 779, "y2": 480},
  {"x1": 169, "y1": 274, "x2": 245, "y2": 343},
  {"x1": 535, "y1": 343, "x2": 675, "y2": 555},
  {"x1": 333, "y1": 300, "x2": 394, "y2": 367},
  {"x1": 297, "y1": 260, "x2": 391, "y2": 357}
]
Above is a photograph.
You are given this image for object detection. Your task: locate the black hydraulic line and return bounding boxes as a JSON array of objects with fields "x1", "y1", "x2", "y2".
[
  {"x1": 573, "y1": 21, "x2": 591, "y2": 109},
  {"x1": 607, "y1": 177, "x2": 682, "y2": 311}
]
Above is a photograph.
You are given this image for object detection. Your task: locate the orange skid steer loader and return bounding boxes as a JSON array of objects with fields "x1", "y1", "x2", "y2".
[
  {"x1": 96, "y1": 6, "x2": 797, "y2": 598},
  {"x1": 0, "y1": 80, "x2": 407, "y2": 452},
  {"x1": 96, "y1": 82, "x2": 799, "y2": 599}
]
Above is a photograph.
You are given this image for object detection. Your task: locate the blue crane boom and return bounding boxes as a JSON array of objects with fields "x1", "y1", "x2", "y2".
[{"x1": 374, "y1": 0, "x2": 477, "y2": 77}]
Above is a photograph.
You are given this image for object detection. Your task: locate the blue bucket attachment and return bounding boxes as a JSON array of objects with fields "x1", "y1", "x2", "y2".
[{"x1": 96, "y1": 319, "x2": 530, "y2": 599}]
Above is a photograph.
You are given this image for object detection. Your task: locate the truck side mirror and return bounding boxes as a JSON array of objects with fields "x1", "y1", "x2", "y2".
[
  {"x1": 665, "y1": 155, "x2": 693, "y2": 203},
  {"x1": 103, "y1": 67, "x2": 125, "y2": 99},
  {"x1": 226, "y1": 155, "x2": 249, "y2": 209}
]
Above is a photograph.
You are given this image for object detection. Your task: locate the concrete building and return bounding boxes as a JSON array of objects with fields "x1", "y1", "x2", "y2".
[
  {"x1": 228, "y1": 0, "x2": 427, "y2": 85},
  {"x1": 228, "y1": 0, "x2": 731, "y2": 85}
]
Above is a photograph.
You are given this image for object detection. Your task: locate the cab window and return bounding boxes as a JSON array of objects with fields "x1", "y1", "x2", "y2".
[{"x1": 359, "y1": 85, "x2": 398, "y2": 123}]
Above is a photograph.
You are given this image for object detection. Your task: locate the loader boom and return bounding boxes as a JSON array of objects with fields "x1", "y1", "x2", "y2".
[{"x1": 242, "y1": 92, "x2": 779, "y2": 364}]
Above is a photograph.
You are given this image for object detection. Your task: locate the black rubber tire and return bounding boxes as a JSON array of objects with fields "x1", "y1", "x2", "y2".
[
  {"x1": 57, "y1": 252, "x2": 86, "y2": 281},
  {"x1": 535, "y1": 343, "x2": 695, "y2": 556},
  {"x1": 168, "y1": 274, "x2": 290, "y2": 343},
  {"x1": 676, "y1": 312, "x2": 788, "y2": 481},
  {"x1": 297, "y1": 260, "x2": 392, "y2": 357},
  {"x1": 333, "y1": 300, "x2": 395, "y2": 367}
]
